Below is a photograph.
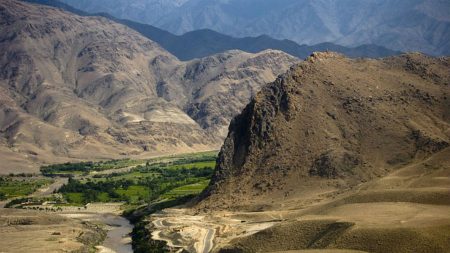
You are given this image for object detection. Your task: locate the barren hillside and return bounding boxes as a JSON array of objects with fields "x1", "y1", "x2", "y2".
[
  {"x1": 201, "y1": 52, "x2": 450, "y2": 209},
  {"x1": 190, "y1": 52, "x2": 450, "y2": 252},
  {"x1": 0, "y1": 0, "x2": 298, "y2": 173},
  {"x1": 202, "y1": 53, "x2": 450, "y2": 210},
  {"x1": 149, "y1": 52, "x2": 450, "y2": 253}
]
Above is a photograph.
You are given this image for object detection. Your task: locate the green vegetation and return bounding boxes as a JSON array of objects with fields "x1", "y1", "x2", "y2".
[
  {"x1": 51, "y1": 152, "x2": 218, "y2": 252},
  {"x1": 55, "y1": 152, "x2": 216, "y2": 206},
  {"x1": 0, "y1": 177, "x2": 52, "y2": 200},
  {"x1": 2, "y1": 151, "x2": 218, "y2": 253},
  {"x1": 162, "y1": 179, "x2": 210, "y2": 199},
  {"x1": 40, "y1": 159, "x2": 142, "y2": 176}
]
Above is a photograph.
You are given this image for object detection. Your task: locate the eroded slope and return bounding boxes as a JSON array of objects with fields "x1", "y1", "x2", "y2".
[{"x1": 0, "y1": 0, "x2": 298, "y2": 173}]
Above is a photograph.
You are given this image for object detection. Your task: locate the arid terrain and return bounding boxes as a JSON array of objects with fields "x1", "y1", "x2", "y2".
[
  {"x1": 0, "y1": 208, "x2": 106, "y2": 253},
  {"x1": 150, "y1": 52, "x2": 450, "y2": 252},
  {"x1": 0, "y1": 176, "x2": 133, "y2": 253},
  {"x1": 1, "y1": 1, "x2": 449, "y2": 253},
  {"x1": 151, "y1": 147, "x2": 450, "y2": 252},
  {"x1": 0, "y1": 0, "x2": 298, "y2": 173}
]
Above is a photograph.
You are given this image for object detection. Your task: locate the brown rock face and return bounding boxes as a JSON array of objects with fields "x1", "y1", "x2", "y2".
[{"x1": 200, "y1": 52, "x2": 450, "y2": 210}]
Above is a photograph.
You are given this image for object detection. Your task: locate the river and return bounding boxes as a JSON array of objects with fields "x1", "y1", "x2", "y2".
[
  {"x1": 59, "y1": 205, "x2": 134, "y2": 253},
  {"x1": 43, "y1": 178, "x2": 134, "y2": 253},
  {"x1": 95, "y1": 213, "x2": 134, "y2": 253}
]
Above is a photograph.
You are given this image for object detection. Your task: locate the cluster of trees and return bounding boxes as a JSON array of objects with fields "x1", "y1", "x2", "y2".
[
  {"x1": 136, "y1": 165, "x2": 214, "y2": 178},
  {"x1": 0, "y1": 177, "x2": 12, "y2": 183},
  {"x1": 40, "y1": 159, "x2": 134, "y2": 175},
  {"x1": 60, "y1": 178, "x2": 134, "y2": 192},
  {"x1": 4, "y1": 197, "x2": 35, "y2": 208},
  {"x1": 59, "y1": 177, "x2": 134, "y2": 203},
  {"x1": 171, "y1": 156, "x2": 216, "y2": 166},
  {"x1": 41, "y1": 161, "x2": 97, "y2": 173},
  {"x1": 7, "y1": 173, "x2": 36, "y2": 177}
]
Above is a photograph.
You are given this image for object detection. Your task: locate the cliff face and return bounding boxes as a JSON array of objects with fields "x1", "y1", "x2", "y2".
[{"x1": 200, "y1": 52, "x2": 450, "y2": 210}]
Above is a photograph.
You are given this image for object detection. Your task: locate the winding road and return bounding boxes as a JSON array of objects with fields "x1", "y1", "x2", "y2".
[
  {"x1": 152, "y1": 213, "x2": 216, "y2": 253},
  {"x1": 201, "y1": 228, "x2": 215, "y2": 253}
]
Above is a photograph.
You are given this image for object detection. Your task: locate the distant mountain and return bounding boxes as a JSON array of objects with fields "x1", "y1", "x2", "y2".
[
  {"x1": 23, "y1": 0, "x2": 400, "y2": 60},
  {"x1": 1, "y1": 0, "x2": 298, "y2": 173},
  {"x1": 60, "y1": 0, "x2": 450, "y2": 56}
]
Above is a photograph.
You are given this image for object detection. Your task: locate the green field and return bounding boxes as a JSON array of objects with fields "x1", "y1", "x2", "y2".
[
  {"x1": 0, "y1": 177, "x2": 52, "y2": 200},
  {"x1": 64, "y1": 192, "x2": 84, "y2": 204},
  {"x1": 162, "y1": 179, "x2": 210, "y2": 199}
]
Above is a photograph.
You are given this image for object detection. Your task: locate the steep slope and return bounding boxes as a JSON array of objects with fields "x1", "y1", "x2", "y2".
[
  {"x1": 200, "y1": 52, "x2": 450, "y2": 210},
  {"x1": 61, "y1": 0, "x2": 450, "y2": 56},
  {"x1": 0, "y1": 0, "x2": 298, "y2": 173},
  {"x1": 23, "y1": 0, "x2": 401, "y2": 61},
  {"x1": 149, "y1": 53, "x2": 450, "y2": 253},
  {"x1": 0, "y1": 0, "x2": 211, "y2": 172},
  {"x1": 181, "y1": 50, "x2": 298, "y2": 137}
]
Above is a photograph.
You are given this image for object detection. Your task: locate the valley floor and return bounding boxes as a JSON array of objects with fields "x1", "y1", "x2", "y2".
[{"x1": 0, "y1": 151, "x2": 218, "y2": 253}]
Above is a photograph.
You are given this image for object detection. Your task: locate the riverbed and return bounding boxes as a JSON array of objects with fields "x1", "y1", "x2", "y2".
[{"x1": 59, "y1": 204, "x2": 133, "y2": 253}]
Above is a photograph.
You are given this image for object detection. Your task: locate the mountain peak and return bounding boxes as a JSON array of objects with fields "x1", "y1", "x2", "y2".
[{"x1": 198, "y1": 52, "x2": 450, "y2": 210}]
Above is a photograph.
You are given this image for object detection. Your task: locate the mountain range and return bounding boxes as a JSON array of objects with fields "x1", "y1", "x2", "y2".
[
  {"x1": 59, "y1": 0, "x2": 450, "y2": 56},
  {"x1": 23, "y1": 0, "x2": 401, "y2": 61},
  {"x1": 0, "y1": 0, "x2": 298, "y2": 173}
]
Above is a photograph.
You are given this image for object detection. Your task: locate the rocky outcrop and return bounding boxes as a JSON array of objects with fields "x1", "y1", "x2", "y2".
[{"x1": 199, "y1": 52, "x2": 450, "y2": 210}]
